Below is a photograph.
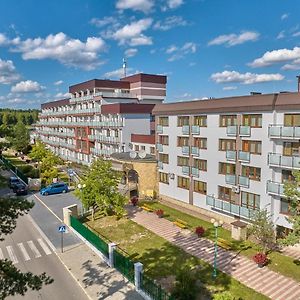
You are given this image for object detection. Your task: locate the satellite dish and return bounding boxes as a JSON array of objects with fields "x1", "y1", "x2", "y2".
[
  {"x1": 138, "y1": 150, "x2": 146, "y2": 159},
  {"x1": 129, "y1": 151, "x2": 137, "y2": 159}
]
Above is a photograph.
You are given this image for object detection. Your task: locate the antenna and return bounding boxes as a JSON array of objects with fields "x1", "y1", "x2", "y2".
[{"x1": 122, "y1": 58, "x2": 127, "y2": 78}]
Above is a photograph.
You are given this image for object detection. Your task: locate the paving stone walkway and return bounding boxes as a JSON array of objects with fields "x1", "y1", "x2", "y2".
[{"x1": 128, "y1": 207, "x2": 300, "y2": 300}]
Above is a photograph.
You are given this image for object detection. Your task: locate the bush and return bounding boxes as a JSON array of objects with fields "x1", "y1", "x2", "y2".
[
  {"x1": 195, "y1": 226, "x2": 205, "y2": 237},
  {"x1": 213, "y1": 291, "x2": 238, "y2": 300},
  {"x1": 253, "y1": 253, "x2": 268, "y2": 266},
  {"x1": 156, "y1": 209, "x2": 164, "y2": 217},
  {"x1": 18, "y1": 165, "x2": 33, "y2": 174},
  {"x1": 131, "y1": 196, "x2": 138, "y2": 206}
]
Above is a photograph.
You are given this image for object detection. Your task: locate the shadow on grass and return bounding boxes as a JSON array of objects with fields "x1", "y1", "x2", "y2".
[{"x1": 294, "y1": 259, "x2": 300, "y2": 266}]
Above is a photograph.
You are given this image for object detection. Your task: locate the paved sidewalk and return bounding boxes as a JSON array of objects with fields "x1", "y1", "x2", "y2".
[{"x1": 128, "y1": 207, "x2": 300, "y2": 300}]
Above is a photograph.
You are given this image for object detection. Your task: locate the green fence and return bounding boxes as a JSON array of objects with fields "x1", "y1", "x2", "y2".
[
  {"x1": 114, "y1": 250, "x2": 135, "y2": 283},
  {"x1": 0, "y1": 154, "x2": 28, "y2": 184},
  {"x1": 140, "y1": 273, "x2": 175, "y2": 300},
  {"x1": 70, "y1": 215, "x2": 109, "y2": 257}
]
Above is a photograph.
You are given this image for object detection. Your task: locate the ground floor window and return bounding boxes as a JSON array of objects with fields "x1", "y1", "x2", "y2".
[
  {"x1": 177, "y1": 176, "x2": 190, "y2": 190},
  {"x1": 194, "y1": 180, "x2": 206, "y2": 194},
  {"x1": 241, "y1": 191, "x2": 260, "y2": 210},
  {"x1": 159, "y1": 172, "x2": 169, "y2": 184}
]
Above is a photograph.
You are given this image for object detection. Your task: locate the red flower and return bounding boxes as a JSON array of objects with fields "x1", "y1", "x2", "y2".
[
  {"x1": 253, "y1": 253, "x2": 268, "y2": 265},
  {"x1": 131, "y1": 196, "x2": 138, "y2": 206},
  {"x1": 195, "y1": 226, "x2": 205, "y2": 237},
  {"x1": 156, "y1": 209, "x2": 164, "y2": 217}
]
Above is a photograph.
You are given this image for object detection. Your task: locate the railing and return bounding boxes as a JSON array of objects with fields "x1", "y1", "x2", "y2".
[
  {"x1": 0, "y1": 155, "x2": 28, "y2": 184},
  {"x1": 238, "y1": 175, "x2": 250, "y2": 188},
  {"x1": 238, "y1": 151, "x2": 250, "y2": 162},
  {"x1": 156, "y1": 125, "x2": 163, "y2": 134},
  {"x1": 88, "y1": 135, "x2": 120, "y2": 144},
  {"x1": 182, "y1": 146, "x2": 190, "y2": 156},
  {"x1": 182, "y1": 166, "x2": 190, "y2": 175},
  {"x1": 268, "y1": 153, "x2": 300, "y2": 169},
  {"x1": 40, "y1": 107, "x2": 101, "y2": 116},
  {"x1": 269, "y1": 125, "x2": 300, "y2": 139},
  {"x1": 158, "y1": 161, "x2": 163, "y2": 170},
  {"x1": 266, "y1": 180, "x2": 285, "y2": 197},
  {"x1": 226, "y1": 125, "x2": 237, "y2": 136},
  {"x1": 191, "y1": 146, "x2": 199, "y2": 156},
  {"x1": 156, "y1": 143, "x2": 163, "y2": 153},
  {"x1": 37, "y1": 120, "x2": 123, "y2": 128},
  {"x1": 191, "y1": 125, "x2": 200, "y2": 135},
  {"x1": 239, "y1": 125, "x2": 251, "y2": 136},
  {"x1": 114, "y1": 250, "x2": 135, "y2": 283},
  {"x1": 191, "y1": 167, "x2": 199, "y2": 177},
  {"x1": 206, "y1": 195, "x2": 256, "y2": 219},
  {"x1": 182, "y1": 125, "x2": 190, "y2": 135},
  {"x1": 226, "y1": 150, "x2": 236, "y2": 161},
  {"x1": 225, "y1": 174, "x2": 236, "y2": 185}
]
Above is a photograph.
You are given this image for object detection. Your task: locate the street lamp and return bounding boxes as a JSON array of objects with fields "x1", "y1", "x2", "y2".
[{"x1": 211, "y1": 218, "x2": 224, "y2": 278}]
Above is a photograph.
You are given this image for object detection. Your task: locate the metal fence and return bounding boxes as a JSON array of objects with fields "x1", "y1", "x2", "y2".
[
  {"x1": 113, "y1": 250, "x2": 135, "y2": 283},
  {"x1": 70, "y1": 215, "x2": 109, "y2": 257}
]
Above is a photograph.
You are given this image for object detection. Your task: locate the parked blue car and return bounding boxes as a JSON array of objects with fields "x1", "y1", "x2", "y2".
[{"x1": 40, "y1": 182, "x2": 68, "y2": 196}]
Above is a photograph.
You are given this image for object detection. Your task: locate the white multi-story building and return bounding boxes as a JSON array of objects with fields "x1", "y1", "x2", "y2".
[
  {"x1": 153, "y1": 92, "x2": 300, "y2": 235},
  {"x1": 35, "y1": 73, "x2": 166, "y2": 165}
]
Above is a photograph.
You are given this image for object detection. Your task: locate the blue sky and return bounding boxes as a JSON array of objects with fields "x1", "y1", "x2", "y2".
[{"x1": 0, "y1": 0, "x2": 300, "y2": 108}]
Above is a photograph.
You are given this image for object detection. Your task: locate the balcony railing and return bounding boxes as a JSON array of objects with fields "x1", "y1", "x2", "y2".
[
  {"x1": 238, "y1": 175, "x2": 250, "y2": 188},
  {"x1": 191, "y1": 167, "x2": 199, "y2": 177},
  {"x1": 266, "y1": 180, "x2": 285, "y2": 197},
  {"x1": 191, "y1": 146, "x2": 199, "y2": 156},
  {"x1": 156, "y1": 125, "x2": 163, "y2": 134},
  {"x1": 268, "y1": 153, "x2": 300, "y2": 169},
  {"x1": 88, "y1": 135, "x2": 120, "y2": 144},
  {"x1": 225, "y1": 174, "x2": 236, "y2": 185},
  {"x1": 158, "y1": 161, "x2": 163, "y2": 170},
  {"x1": 191, "y1": 125, "x2": 200, "y2": 135},
  {"x1": 269, "y1": 125, "x2": 300, "y2": 139},
  {"x1": 238, "y1": 151, "x2": 250, "y2": 162},
  {"x1": 239, "y1": 125, "x2": 251, "y2": 136},
  {"x1": 182, "y1": 166, "x2": 190, "y2": 175},
  {"x1": 182, "y1": 146, "x2": 190, "y2": 156},
  {"x1": 156, "y1": 143, "x2": 163, "y2": 152},
  {"x1": 226, "y1": 150, "x2": 236, "y2": 161},
  {"x1": 226, "y1": 125, "x2": 237, "y2": 136},
  {"x1": 206, "y1": 195, "x2": 256, "y2": 220},
  {"x1": 182, "y1": 125, "x2": 190, "y2": 135}
]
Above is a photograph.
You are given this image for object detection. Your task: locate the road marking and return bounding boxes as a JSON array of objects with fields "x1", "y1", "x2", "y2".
[
  {"x1": 0, "y1": 248, "x2": 4, "y2": 259},
  {"x1": 17, "y1": 243, "x2": 30, "y2": 261},
  {"x1": 7, "y1": 246, "x2": 18, "y2": 264},
  {"x1": 37, "y1": 238, "x2": 52, "y2": 255},
  {"x1": 27, "y1": 241, "x2": 41, "y2": 258}
]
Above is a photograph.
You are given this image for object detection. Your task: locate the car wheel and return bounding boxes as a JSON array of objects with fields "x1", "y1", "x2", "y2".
[
  {"x1": 44, "y1": 192, "x2": 49, "y2": 196},
  {"x1": 62, "y1": 189, "x2": 66, "y2": 193}
]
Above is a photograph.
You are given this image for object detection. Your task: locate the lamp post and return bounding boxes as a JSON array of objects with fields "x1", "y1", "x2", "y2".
[{"x1": 211, "y1": 218, "x2": 223, "y2": 278}]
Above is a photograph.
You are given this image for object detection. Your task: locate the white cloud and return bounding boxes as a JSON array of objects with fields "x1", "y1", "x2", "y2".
[
  {"x1": 249, "y1": 46, "x2": 300, "y2": 68},
  {"x1": 223, "y1": 86, "x2": 237, "y2": 91},
  {"x1": 116, "y1": 0, "x2": 154, "y2": 13},
  {"x1": 292, "y1": 31, "x2": 300, "y2": 37},
  {"x1": 276, "y1": 30, "x2": 285, "y2": 39},
  {"x1": 11, "y1": 80, "x2": 45, "y2": 93},
  {"x1": 9, "y1": 32, "x2": 106, "y2": 70},
  {"x1": 166, "y1": 0, "x2": 184, "y2": 9},
  {"x1": 0, "y1": 33, "x2": 8, "y2": 46},
  {"x1": 153, "y1": 16, "x2": 187, "y2": 31},
  {"x1": 281, "y1": 13, "x2": 289, "y2": 20},
  {"x1": 0, "y1": 58, "x2": 21, "y2": 84},
  {"x1": 211, "y1": 70, "x2": 284, "y2": 85},
  {"x1": 130, "y1": 35, "x2": 152, "y2": 46},
  {"x1": 208, "y1": 31, "x2": 259, "y2": 47},
  {"x1": 90, "y1": 17, "x2": 116, "y2": 28},
  {"x1": 167, "y1": 42, "x2": 196, "y2": 61},
  {"x1": 54, "y1": 92, "x2": 71, "y2": 98},
  {"x1": 125, "y1": 48, "x2": 138, "y2": 57},
  {"x1": 282, "y1": 58, "x2": 300, "y2": 70},
  {"x1": 166, "y1": 45, "x2": 178, "y2": 54},
  {"x1": 54, "y1": 80, "x2": 63, "y2": 86},
  {"x1": 7, "y1": 97, "x2": 26, "y2": 104},
  {"x1": 103, "y1": 67, "x2": 135, "y2": 79}
]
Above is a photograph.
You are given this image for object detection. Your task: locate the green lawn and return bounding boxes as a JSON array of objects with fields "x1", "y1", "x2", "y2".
[
  {"x1": 85, "y1": 214, "x2": 268, "y2": 300},
  {"x1": 139, "y1": 201, "x2": 300, "y2": 282}
]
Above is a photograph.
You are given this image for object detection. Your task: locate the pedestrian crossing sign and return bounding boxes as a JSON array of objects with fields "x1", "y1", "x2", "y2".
[{"x1": 58, "y1": 225, "x2": 66, "y2": 233}]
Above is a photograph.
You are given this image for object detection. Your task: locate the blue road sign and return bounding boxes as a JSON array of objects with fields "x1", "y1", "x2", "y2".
[{"x1": 58, "y1": 225, "x2": 66, "y2": 233}]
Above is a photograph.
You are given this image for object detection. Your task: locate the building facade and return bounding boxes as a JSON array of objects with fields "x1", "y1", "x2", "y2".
[
  {"x1": 153, "y1": 92, "x2": 300, "y2": 233},
  {"x1": 35, "y1": 73, "x2": 165, "y2": 165}
]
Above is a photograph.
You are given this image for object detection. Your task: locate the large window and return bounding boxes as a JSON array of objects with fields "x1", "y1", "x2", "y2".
[
  {"x1": 193, "y1": 159, "x2": 207, "y2": 171},
  {"x1": 194, "y1": 181, "x2": 207, "y2": 194},
  {"x1": 219, "y1": 139, "x2": 236, "y2": 151},
  {"x1": 284, "y1": 114, "x2": 300, "y2": 127},
  {"x1": 159, "y1": 172, "x2": 169, "y2": 184},
  {"x1": 242, "y1": 114, "x2": 262, "y2": 128},
  {"x1": 159, "y1": 153, "x2": 169, "y2": 164},
  {"x1": 177, "y1": 136, "x2": 189, "y2": 146},
  {"x1": 177, "y1": 116, "x2": 190, "y2": 127},
  {"x1": 158, "y1": 117, "x2": 169, "y2": 126},
  {"x1": 159, "y1": 135, "x2": 169, "y2": 145},
  {"x1": 282, "y1": 170, "x2": 295, "y2": 183},
  {"x1": 241, "y1": 192, "x2": 260, "y2": 210},
  {"x1": 194, "y1": 115, "x2": 207, "y2": 127},
  {"x1": 178, "y1": 176, "x2": 190, "y2": 189},
  {"x1": 194, "y1": 137, "x2": 207, "y2": 149},
  {"x1": 280, "y1": 198, "x2": 291, "y2": 215},
  {"x1": 218, "y1": 186, "x2": 232, "y2": 202},
  {"x1": 219, "y1": 115, "x2": 237, "y2": 127},
  {"x1": 242, "y1": 140, "x2": 262, "y2": 154},
  {"x1": 242, "y1": 166, "x2": 261, "y2": 181},
  {"x1": 219, "y1": 162, "x2": 236, "y2": 175},
  {"x1": 177, "y1": 156, "x2": 189, "y2": 166},
  {"x1": 283, "y1": 142, "x2": 300, "y2": 156}
]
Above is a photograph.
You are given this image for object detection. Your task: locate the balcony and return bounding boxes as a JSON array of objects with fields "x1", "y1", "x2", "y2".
[
  {"x1": 182, "y1": 125, "x2": 190, "y2": 135},
  {"x1": 182, "y1": 166, "x2": 190, "y2": 175},
  {"x1": 206, "y1": 195, "x2": 256, "y2": 219},
  {"x1": 158, "y1": 161, "x2": 164, "y2": 170},
  {"x1": 182, "y1": 146, "x2": 190, "y2": 156},
  {"x1": 191, "y1": 125, "x2": 200, "y2": 135},
  {"x1": 266, "y1": 180, "x2": 285, "y2": 197},
  {"x1": 238, "y1": 175, "x2": 250, "y2": 188},
  {"x1": 226, "y1": 125, "x2": 237, "y2": 136},
  {"x1": 156, "y1": 143, "x2": 163, "y2": 153},
  {"x1": 226, "y1": 150, "x2": 236, "y2": 161},
  {"x1": 239, "y1": 126, "x2": 251, "y2": 136},
  {"x1": 238, "y1": 151, "x2": 250, "y2": 162},
  {"x1": 225, "y1": 174, "x2": 236, "y2": 185},
  {"x1": 191, "y1": 167, "x2": 199, "y2": 177},
  {"x1": 268, "y1": 153, "x2": 300, "y2": 170},
  {"x1": 156, "y1": 125, "x2": 163, "y2": 134},
  {"x1": 269, "y1": 125, "x2": 300, "y2": 139},
  {"x1": 191, "y1": 146, "x2": 199, "y2": 156}
]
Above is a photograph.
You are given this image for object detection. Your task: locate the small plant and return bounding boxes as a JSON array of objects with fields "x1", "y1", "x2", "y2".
[
  {"x1": 131, "y1": 196, "x2": 138, "y2": 206},
  {"x1": 253, "y1": 252, "x2": 268, "y2": 267},
  {"x1": 195, "y1": 226, "x2": 205, "y2": 237},
  {"x1": 156, "y1": 209, "x2": 164, "y2": 218}
]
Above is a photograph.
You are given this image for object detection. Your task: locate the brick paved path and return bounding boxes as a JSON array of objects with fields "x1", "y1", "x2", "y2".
[{"x1": 128, "y1": 207, "x2": 300, "y2": 300}]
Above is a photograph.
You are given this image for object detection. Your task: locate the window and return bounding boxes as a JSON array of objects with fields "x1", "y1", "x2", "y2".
[
  {"x1": 159, "y1": 172, "x2": 169, "y2": 184},
  {"x1": 219, "y1": 162, "x2": 236, "y2": 175},
  {"x1": 280, "y1": 198, "x2": 291, "y2": 215},
  {"x1": 194, "y1": 137, "x2": 207, "y2": 149},
  {"x1": 194, "y1": 115, "x2": 207, "y2": 127},
  {"x1": 159, "y1": 135, "x2": 169, "y2": 145},
  {"x1": 141, "y1": 146, "x2": 146, "y2": 151},
  {"x1": 177, "y1": 116, "x2": 190, "y2": 127},
  {"x1": 194, "y1": 181, "x2": 207, "y2": 194},
  {"x1": 282, "y1": 170, "x2": 295, "y2": 183},
  {"x1": 134, "y1": 145, "x2": 139, "y2": 151},
  {"x1": 219, "y1": 115, "x2": 237, "y2": 127},
  {"x1": 159, "y1": 117, "x2": 169, "y2": 126},
  {"x1": 178, "y1": 176, "x2": 190, "y2": 189},
  {"x1": 159, "y1": 153, "x2": 169, "y2": 164},
  {"x1": 193, "y1": 159, "x2": 207, "y2": 171},
  {"x1": 177, "y1": 137, "x2": 189, "y2": 146},
  {"x1": 242, "y1": 166, "x2": 261, "y2": 181},
  {"x1": 242, "y1": 114, "x2": 262, "y2": 128},
  {"x1": 283, "y1": 142, "x2": 300, "y2": 156},
  {"x1": 218, "y1": 186, "x2": 232, "y2": 202},
  {"x1": 177, "y1": 156, "x2": 189, "y2": 166},
  {"x1": 219, "y1": 139, "x2": 236, "y2": 151},
  {"x1": 150, "y1": 147, "x2": 155, "y2": 154},
  {"x1": 241, "y1": 192, "x2": 260, "y2": 210},
  {"x1": 284, "y1": 114, "x2": 300, "y2": 127},
  {"x1": 242, "y1": 140, "x2": 262, "y2": 154}
]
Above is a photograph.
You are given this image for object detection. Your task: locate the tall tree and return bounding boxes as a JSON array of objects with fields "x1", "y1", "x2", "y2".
[
  {"x1": 10, "y1": 120, "x2": 30, "y2": 152},
  {"x1": 0, "y1": 197, "x2": 53, "y2": 298}
]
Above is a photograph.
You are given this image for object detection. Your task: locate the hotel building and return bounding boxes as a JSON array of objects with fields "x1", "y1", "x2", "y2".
[{"x1": 153, "y1": 92, "x2": 300, "y2": 233}]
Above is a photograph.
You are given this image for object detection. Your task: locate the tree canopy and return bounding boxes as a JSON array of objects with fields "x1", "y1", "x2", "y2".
[{"x1": 8, "y1": 120, "x2": 30, "y2": 152}]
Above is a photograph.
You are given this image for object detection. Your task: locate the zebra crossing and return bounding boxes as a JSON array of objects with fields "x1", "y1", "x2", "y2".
[{"x1": 0, "y1": 238, "x2": 53, "y2": 264}]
